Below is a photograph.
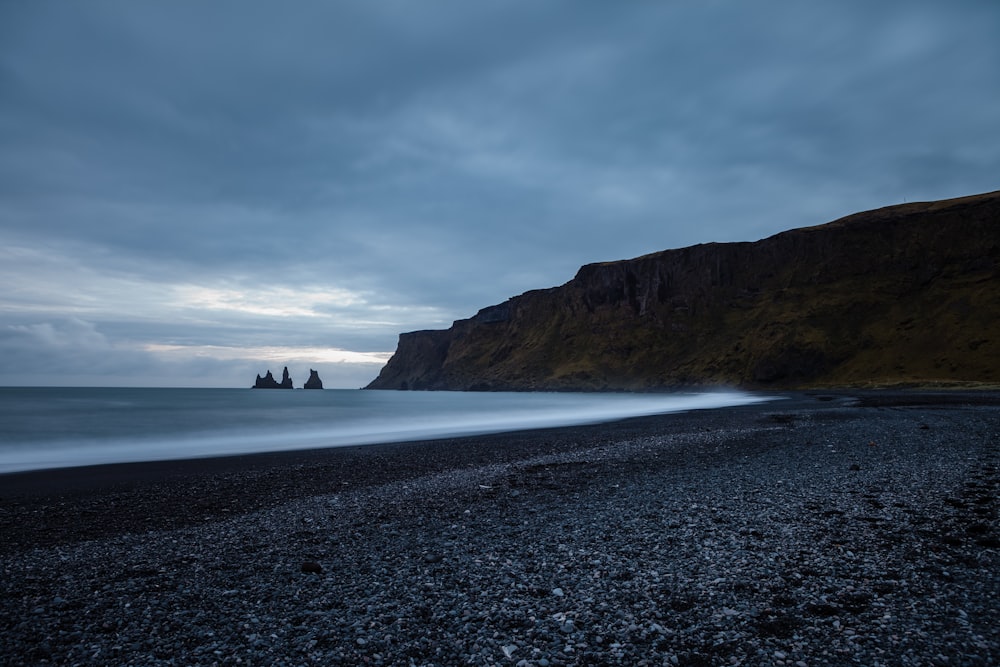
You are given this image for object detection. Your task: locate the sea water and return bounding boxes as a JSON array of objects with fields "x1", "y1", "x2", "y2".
[{"x1": 0, "y1": 387, "x2": 772, "y2": 473}]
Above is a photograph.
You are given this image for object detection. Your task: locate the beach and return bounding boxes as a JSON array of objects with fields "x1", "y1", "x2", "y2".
[{"x1": 1, "y1": 391, "x2": 998, "y2": 666}]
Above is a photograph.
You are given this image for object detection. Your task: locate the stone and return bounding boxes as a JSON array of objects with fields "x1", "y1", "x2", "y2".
[
  {"x1": 253, "y1": 367, "x2": 294, "y2": 389},
  {"x1": 254, "y1": 371, "x2": 278, "y2": 388},
  {"x1": 301, "y1": 561, "x2": 323, "y2": 574},
  {"x1": 304, "y1": 369, "x2": 324, "y2": 389}
]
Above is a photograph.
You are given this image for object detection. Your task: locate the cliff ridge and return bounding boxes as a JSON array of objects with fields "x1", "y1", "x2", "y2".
[{"x1": 367, "y1": 191, "x2": 1000, "y2": 391}]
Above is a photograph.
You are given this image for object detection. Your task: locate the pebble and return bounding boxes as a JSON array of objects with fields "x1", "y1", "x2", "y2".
[{"x1": 1, "y1": 398, "x2": 997, "y2": 666}]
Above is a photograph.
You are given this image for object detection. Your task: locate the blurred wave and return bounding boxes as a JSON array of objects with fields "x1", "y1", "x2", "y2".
[{"x1": 0, "y1": 388, "x2": 774, "y2": 473}]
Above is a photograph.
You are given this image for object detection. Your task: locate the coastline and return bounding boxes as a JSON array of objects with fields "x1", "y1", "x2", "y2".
[
  {"x1": 0, "y1": 392, "x2": 798, "y2": 550},
  {"x1": 1, "y1": 391, "x2": 998, "y2": 665}
]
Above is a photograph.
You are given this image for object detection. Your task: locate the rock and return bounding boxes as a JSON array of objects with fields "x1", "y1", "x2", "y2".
[
  {"x1": 301, "y1": 561, "x2": 323, "y2": 574},
  {"x1": 254, "y1": 370, "x2": 278, "y2": 388},
  {"x1": 253, "y1": 367, "x2": 294, "y2": 389},
  {"x1": 805, "y1": 602, "x2": 840, "y2": 616},
  {"x1": 304, "y1": 369, "x2": 324, "y2": 389}
]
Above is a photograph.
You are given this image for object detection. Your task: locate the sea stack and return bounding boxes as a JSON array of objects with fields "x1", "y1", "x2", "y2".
[
  {"x1": 253, "y1": 367, "x2": 294, "y2": 389},
  {"x1": 303, "y1": 369, "x2": 324, "y2": 389}
]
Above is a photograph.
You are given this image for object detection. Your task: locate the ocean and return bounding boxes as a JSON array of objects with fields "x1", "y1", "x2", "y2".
[{"x1": 0, "y1": 387, "x2": 773, "y2": 474}]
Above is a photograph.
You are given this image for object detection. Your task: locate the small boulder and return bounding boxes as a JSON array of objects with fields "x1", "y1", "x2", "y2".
[{"x1": 301, "y1": 561, "x2": 323, "y2": 574}]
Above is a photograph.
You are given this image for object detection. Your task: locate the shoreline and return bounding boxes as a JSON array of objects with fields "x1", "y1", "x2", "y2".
[
  {"x1": 2, "y1": 390, "x2": 998, "y2": 665},
  {"x1": 0, "y1": 393, "x2": 808, "y2": 552},
  {"x1": 0, "y1": 386, "x2": 772, "y2": 480},
  {"x1": 1, "y1": 389, "x2": 996, "y2": 500}
]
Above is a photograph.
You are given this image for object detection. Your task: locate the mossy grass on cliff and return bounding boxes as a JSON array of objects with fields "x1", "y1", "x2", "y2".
[{"x1": 368, "y1": 190, "x2": 1000, "y2": 391}]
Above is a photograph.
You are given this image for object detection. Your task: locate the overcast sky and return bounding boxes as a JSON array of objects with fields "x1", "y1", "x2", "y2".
[{"x1": 1, "y1": 1, "x2": 998, "y2": 388}]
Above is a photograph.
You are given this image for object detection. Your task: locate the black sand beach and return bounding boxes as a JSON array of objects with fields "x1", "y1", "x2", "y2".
[{"x1": 1, "y1": 391, "x2": 998, "y2": 666}]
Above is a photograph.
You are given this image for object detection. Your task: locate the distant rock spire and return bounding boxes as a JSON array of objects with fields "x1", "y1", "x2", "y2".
[
  {"x1": 253, "y1": 368, "x2": 293, "y2": 389},
  {"x1": 304, "y1": 369, "x2": 324, "y2": 389}
]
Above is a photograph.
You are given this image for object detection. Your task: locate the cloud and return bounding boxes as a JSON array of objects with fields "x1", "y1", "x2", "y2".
[
  {"x1": 145, "y1": 344, "x2": 391, "y2": 367},
  {"x1": 0, "y1": 318, "x2": 139, "y2": 378},
  {"x1": 0, "y1": 232, "x2": 411, "y2": 386},
  {"x1": 170, "y1": 285, "x2": 366, "y2": 319},
  {"x1": 5, "y1": 319, "x2": 110, "y2": 355},
  {"x1": 0, "y1": 318, "x2": 388, "y2": 388},
  {"x1": 1, "y1": 1, "x2": 998, "y2": 386}
]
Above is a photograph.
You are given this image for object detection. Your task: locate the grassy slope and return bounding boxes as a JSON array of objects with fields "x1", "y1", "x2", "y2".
[{"x1": 370, "y1": 190, "x2": 1000, "y2": 390}]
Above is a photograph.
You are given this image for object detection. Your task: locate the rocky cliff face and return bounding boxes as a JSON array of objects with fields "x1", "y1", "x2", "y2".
[{"x1": 366, "y1": 191, "x2": 1000, "y2": 391}]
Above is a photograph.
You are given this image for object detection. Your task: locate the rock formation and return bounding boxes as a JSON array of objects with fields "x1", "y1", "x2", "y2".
[
  {"x1": 253, "y1": 371, "x2": 279, "y2": 389},
  {"x1": 366, "y1": 190, "x2": 1000, "y2": 391},
  {"x1": 304, "y1": 369, "x2": 324, "y2": 389},
  {"x1": 253, "y1": 367, "x2": 294, "y2": 389}
]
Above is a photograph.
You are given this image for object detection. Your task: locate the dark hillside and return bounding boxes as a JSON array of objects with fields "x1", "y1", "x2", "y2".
[{"x1": 368, "y1": 191, "x2": 1000, "y2": 390}]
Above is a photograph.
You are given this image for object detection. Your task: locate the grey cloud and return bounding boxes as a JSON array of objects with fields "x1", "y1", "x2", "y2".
[
  {"x1": 1, "y1": 1, "x2": 998, "y2": 386},
  {"x1": 0, "y1": 318, "x2": 139, "y2": 377},
  {"x1": 0, "y1": 317, "x2": 381, "y2": 388}
]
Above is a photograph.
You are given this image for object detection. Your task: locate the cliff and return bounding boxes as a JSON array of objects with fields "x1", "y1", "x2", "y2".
[{"x1": 366, "y1": 190, "x2": 1000, "y2": 391}]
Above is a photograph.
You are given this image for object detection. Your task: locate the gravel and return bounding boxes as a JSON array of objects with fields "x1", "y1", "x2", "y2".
[{"x1": 1, "y1": 392, "x2": 998, "y2": 666}]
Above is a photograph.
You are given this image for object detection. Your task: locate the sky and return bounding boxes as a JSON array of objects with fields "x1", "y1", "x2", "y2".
[{"x1": 1, "y1": 1, "x2": 998, "y2": 388}]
